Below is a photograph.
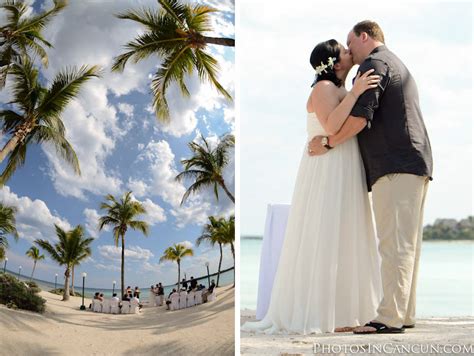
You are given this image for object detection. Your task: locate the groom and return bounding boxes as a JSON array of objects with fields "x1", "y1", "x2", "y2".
[{"x1": 308, "y1": 20, "x2": 433, "y2": 334}]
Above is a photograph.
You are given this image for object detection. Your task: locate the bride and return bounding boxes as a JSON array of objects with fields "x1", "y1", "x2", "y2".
[{"x1": 241, "y1": 39, "x2": 382, "y2": 334}]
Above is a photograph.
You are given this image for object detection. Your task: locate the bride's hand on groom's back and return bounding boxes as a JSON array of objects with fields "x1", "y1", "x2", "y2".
[
  {"x1": 351, "y1": 69, "x2": 381, "y2": 97},
  {"x1": 308, "y1": 136, "x2": 328, "y2": 156}
]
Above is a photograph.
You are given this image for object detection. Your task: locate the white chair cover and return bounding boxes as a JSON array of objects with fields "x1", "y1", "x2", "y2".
[
  {"x1": 149, "y1": 292, "x2": 156, "y2": 307},
  {"x1": 208, "y1": 291, "x2": 217, "y2": 302},
  {"x1": 110, "y1": 299, "x2": 119, "y2": 314},
  {"x1": 195, "y1": 290, "x2": 203, "y2": 305},
  {"x1": 121, "y1": 301, "x2": 131, "y2": 314},
  {"x1": 130, "y1": 298, "x2": 140, "y2": 314},
  {"x1": 92, "y1": 299, "x2": 102, "y2": 312},
  {"x1": 102, "y1": 299, "x2": 110, "y2": 314},
  {"x1": 179, "y1": 291, "x2": 187, "y2": 309},
  {"x1": 170, "y1": 295, "x2": 180, "y2": 310},
  {"x1": 256, "y1": 204, "x2": 290, "y2": 320},
  {"x1": 155, "y1": 295, "x2": 162, "y2": 307},
  {"x1": 187, "y1": 291, "x2": 195, "y2": 307}
]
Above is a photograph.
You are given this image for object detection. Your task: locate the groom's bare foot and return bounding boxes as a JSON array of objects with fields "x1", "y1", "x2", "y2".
[{"x1": 335, "y1": 326, "x2": 357, "y2": 332}]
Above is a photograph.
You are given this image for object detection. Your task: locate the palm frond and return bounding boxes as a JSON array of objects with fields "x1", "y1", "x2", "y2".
[
  {"x1": 38, "y1": 64, "x2": 101, "y2": 119},
  {"x1": 32, "y1": 125, "x2": 80, "y2": 175},
  {"x1": 151, "y1": 44, "x2": 194, "y2": 121},
  {"x1": 194, "y1": 49, "x2": 232, "y2": 100}
]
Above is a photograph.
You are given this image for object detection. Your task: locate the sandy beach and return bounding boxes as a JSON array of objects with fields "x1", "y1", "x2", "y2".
[
  {"x1": 240, "y1": 309, "x2": 474, "y2": 355},
  {"x1": 0, "y1": 286, "x2": 234, "y2": 356}
]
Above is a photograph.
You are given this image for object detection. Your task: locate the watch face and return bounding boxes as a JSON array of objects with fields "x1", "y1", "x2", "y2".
[{"x1": 321, "y1": 137, "x2": 328, "y2": 146}]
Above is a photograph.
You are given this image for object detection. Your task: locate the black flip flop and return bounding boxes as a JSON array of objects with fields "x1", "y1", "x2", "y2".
[{"x1": 353, "y1": 321, "x2": 405, "y2": 334}]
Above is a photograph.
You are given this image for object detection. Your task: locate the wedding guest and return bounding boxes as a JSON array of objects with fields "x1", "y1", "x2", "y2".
[
  {"x1": 134, "y1": 286, "x2": 140, "y2": 299},
  {"x1": 111, "y1": 293, "x2": 119, "y2": 301},
  {"x1": 190, "y1": 276, "x2": 197, "y2": 290},
  {"x1": 98, "y1": 293, "x2": 104, "y2": 301},
  {"x1": 202, "y1": 280, "x2": 216, "y2": 303},
  {"x1": 122, "y1": 292, "x2": 131, "y2": 301},
  {"x1": 166, "y1": 288, "x2": 178, "y2": 310},
  {"x1": 158, "y1": 283, "x2": 164, "y2": 306},
  {"x1": 181, "y1": 278, "x2": 188, "y2": 290}
]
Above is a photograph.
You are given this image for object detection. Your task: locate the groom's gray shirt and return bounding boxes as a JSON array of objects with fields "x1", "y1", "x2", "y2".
[{"x1": 350, "y1": 45, "x2": 433, "y2": 191}]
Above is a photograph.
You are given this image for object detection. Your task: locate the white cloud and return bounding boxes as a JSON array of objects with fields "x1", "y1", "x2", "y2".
[
  {"x1": 140, "y1": 198, "x2": 167, "y2": 226},
  {"x1": 138, "y1": 140, "x2": 186, "y2": 207},
  {"x1": 83, "y1": 208, "x2": 108, "y2": 238},
  {"x1": 117, "y1": 102, "x2": 134, "y2": 118},
  {"x1": 98, "y1": 244, "x2": 154, "y2": 262},
  {"x1": 126, "y1": 178, "x2": 148, "y2": 198},
  {"x1": 0, "y1": 186, "x2": 71, "y2": 243},
  {"x1": 177, "y1": 240, "x2": 194, "y2": 250}
]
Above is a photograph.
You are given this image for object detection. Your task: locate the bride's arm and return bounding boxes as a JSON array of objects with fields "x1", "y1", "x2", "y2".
[
  {"x1": 310, "y1": 81, "x2": 358, "y2": 135},
  {"x1": 310, "y1": 70, "x2": 379, "y2": 135}
]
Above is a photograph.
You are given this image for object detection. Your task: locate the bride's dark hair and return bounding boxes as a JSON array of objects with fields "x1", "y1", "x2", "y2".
[{"x1": 309, "y1": 39, "x2": 342, "y2": 87}]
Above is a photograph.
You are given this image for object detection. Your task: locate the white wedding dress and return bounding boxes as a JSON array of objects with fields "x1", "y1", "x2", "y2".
[{"x1": 241, "y1": 112, "x2": 382, "y2": 335}]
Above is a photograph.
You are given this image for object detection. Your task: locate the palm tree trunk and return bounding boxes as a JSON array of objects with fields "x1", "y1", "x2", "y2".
[
  {"x1": 71, "y1": 265, "x2": 75, "y2": 295},
  {"x1": 121, "y1": 234, "x2": 125, "y2": 299},
  {"x1": 0, "y1": 123, "x2": 33, "y2": 164},
  {"x1": 217, "y1": 243, "x2": 223, "y2": 287},
  {"x1": 230, "y1": 242, "x2": 235, "y2": 288},
  {"x1": 0, "y1": 135, "x2": 20, "y2": 164},
  {"x1": 177, "y1": 261, "x2": 181, "y2": 291},
  {"x1": 202, "y1": 36, "x2": 235, "y2": 47},
  {"x1": 63, "y1": 267, "x2": 70, "y2": 301},
  {"x1": 219, "y1": 181, "x2": 235, "y2": 203},
  {"x1": 30, "y1": 261, "x2": 37, "y2": 281}
]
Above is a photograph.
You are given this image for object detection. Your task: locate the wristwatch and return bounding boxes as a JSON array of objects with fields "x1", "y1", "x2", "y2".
[{"x1": 321, "y1": 136, "x2": 333, "y2": 149}]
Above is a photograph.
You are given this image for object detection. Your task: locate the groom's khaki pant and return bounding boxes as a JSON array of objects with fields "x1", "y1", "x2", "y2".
[{"x1": 371, "y1": 173, "x2": 429, "y2": 329}]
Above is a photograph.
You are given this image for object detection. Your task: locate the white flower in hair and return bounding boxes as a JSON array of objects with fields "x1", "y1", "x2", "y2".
[{"x1": 315, "y1": 57, "x2": 337, "y2": 76}]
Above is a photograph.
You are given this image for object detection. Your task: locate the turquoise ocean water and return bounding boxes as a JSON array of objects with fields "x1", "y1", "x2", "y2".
[
  {"x1": 241, "y1": 238, "x2": 473, "y2": 317},
  {"x1": 7, "y1": 268, "x2": 234, "y2": 301}
]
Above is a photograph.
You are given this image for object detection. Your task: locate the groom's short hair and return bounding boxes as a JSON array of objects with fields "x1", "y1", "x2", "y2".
[{"x1": 353, "y1": 20, "x2": 385, "y2": 43}]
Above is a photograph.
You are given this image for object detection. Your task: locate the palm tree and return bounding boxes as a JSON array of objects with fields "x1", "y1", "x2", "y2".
[
  {"x1": 196, "y1": 216, "x2": 227, "y2": 287},
  {"x1": 0, "y1": 0, "x2": 67, "y2": 88},
  {"x1": 25, "y1": 246, "x2": 44, "y2": 281},
  {"x1": 176, "y1": 133, "x2": 234, "y2": 205},
  {"x1": 218, "y1": 215, "x2": 234, "y2": 287},
  {"x1": 0, "y1": 202, "x2": 18, "y2": 260},
  {"x1": 159, "y1": 243, "x2": 193, "y2": 291},
  {"x1": 35, "y1": 224, "x2": 93, "y2": 301},
  {"x1": 68, "y1": 226, "x2": 93, "y2": 295},
  {"x1": 98, "y1": 191, "x2": 149, "y2": 299},
  {"x1": 0, "y1": 57, "x2": 101, "y2": 184},
  {"x1": 112, "y1": 0, "x2": 234, "y2": 121}
]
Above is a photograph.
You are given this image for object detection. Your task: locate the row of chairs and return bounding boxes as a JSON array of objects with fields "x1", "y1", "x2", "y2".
[
  {"x1": 91, "y1": 298, "x2": 139, "y2": 314},
  {"x1": 169, "y1": 289, "x2": 216, "y2": 311}
]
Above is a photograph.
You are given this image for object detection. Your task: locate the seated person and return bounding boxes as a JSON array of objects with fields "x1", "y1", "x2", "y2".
[
  {"x1": 98, "y1": 293, "x2": 104, "y2": 301},
  {"x1": 111, "y1": 293, "x2": 119, "y2": 301},
  {"x1": 202, "y1": 280, "x2": 216, "y2": 303},
  {"x1": 93, "y1": 292, "x2": 100, "y2": 300},
  {"x1": 165, "y1": 288, "x2": 178, "y2": 310},
  {"x1": 122, "y1": 292, "x2": 131, "y2": 301},
  {"x1": 190, "y1": 276, "x2": 197, "y2": 290},
  {"x1": 133, "y1": 286, "x2": 140, "y2": 299}
]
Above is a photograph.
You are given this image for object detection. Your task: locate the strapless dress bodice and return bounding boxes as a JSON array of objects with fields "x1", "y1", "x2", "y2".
[{"x1": 306, "y1": 112, "x2": 328, "y2": 141}]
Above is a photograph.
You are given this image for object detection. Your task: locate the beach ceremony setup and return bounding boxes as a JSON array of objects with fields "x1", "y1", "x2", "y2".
[{"x1": 0, "y1": 0, "x2": 235, "y2": 354}]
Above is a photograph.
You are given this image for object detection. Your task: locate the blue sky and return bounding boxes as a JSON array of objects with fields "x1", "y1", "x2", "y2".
[
  {"x1": 240, "y1": 1, "x2": 472, "y2": 235},
  {"x1": 0, "y1": 0, "x2": 235, "y2": 288}
]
